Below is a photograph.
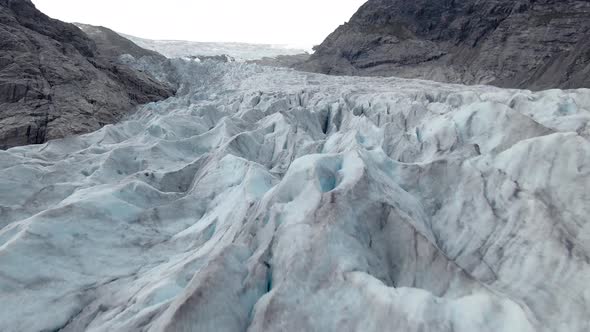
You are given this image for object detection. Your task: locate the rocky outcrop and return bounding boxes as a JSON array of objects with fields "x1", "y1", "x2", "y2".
[
  {"x1": 0, "y1": 0, "x2": 174, "y2": 149},
  {"x1": 249, "y1": 53, "x2": 311, "y2": 69},
  {"x1": 301, "y1": 0, "x2": 590, "y2": 90},
  {"x1": 187, "y1": 54, "x2": 236, "y2": 63}
]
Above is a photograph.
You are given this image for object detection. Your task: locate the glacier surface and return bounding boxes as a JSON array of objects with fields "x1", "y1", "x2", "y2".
[
  {"x1": 120, "y1": 34, "x2": 308, "y2": 61},
  {"x1": 1, "y1": 60, "x2": 589, "y2": 332}
]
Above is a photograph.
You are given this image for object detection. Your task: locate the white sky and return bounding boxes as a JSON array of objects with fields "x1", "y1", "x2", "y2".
[{"x1": 32, "y1": 0, "x2": 367, "y2": 49}]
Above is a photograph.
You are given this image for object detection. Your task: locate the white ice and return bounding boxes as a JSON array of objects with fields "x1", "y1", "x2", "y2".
[
  {"x1": 120, "y1": 34, "x2": 307, "y2": 61},
  {"x1": 1, "y1": 60, "x2": 589, "y2": 332}
]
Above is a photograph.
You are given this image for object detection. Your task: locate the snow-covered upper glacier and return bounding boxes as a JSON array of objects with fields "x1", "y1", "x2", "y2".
[
  {"x1": 1, "y1": 60, "x2": 589, "y2": 332},
  {"x1": 120, "y1": 34, "x2": 308, "y2": 61}
]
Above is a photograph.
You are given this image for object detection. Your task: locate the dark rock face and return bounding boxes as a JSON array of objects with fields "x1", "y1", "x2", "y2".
[
  {"x1": 249, "y1": 53, "x2": 311, "y2": 69},
  {"x1": 302, "y1": 0, "x2": 590, "y2": 89},
  {"x1": 0, "y1": 0, "x2": 174, "y2": 149},
  {"x1": 187, "y1": 54, "x2": 236, "y2": 63}
]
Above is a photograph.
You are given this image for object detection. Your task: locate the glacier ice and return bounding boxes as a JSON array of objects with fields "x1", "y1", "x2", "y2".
[
  {"x1": 0, "y1": 60, "x2": 589, "y2": 332},
  {"x1": 119, "y1": 34, "x2": 307, "y2": 61}
]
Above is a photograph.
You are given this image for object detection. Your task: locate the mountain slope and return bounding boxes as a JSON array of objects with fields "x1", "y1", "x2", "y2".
[
  {"x1": 0, "y1": 0, "x2": 174, "y2": 149},
  {"x1": 1, "y1": 59, "x2": 589, "y2": 331},
  {"x1": 75, "y1": 23, "x2": 166, "y2": 60},
  {"x1": 302, "y1": 0, "x2": 590, "y2": 89}
]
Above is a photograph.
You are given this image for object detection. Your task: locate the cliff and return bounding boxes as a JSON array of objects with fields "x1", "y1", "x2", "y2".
[
  {"x1": 302, "y1": 0, "x2": 590, "y2": 89},
  {"x1": 0, "y1": 0, "x2": 174, "y2": 149}
]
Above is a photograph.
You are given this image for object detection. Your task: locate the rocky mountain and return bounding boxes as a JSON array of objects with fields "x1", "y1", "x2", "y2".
[
  {"x1": 0, "y1": 0, "x2": 174, "y2": 149},
  {"x1": 1, "y1": 58, "x2": 589, "y2": 332},
  {"x1": 302, "y1": 0, "x2": 590, "y2": 90}
]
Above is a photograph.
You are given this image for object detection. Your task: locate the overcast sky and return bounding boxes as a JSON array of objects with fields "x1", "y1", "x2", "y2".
[{"x1": 32, "y1": 0, "x2": 367, "y2": 49}]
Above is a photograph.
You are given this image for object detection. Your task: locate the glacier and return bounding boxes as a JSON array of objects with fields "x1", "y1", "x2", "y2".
[
  {"x1": 119, "y1": 34, "x2": 308, "y2": 61},
  {"x1": 0, "y1": 60, "x2": 589, "y2": 332}
]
